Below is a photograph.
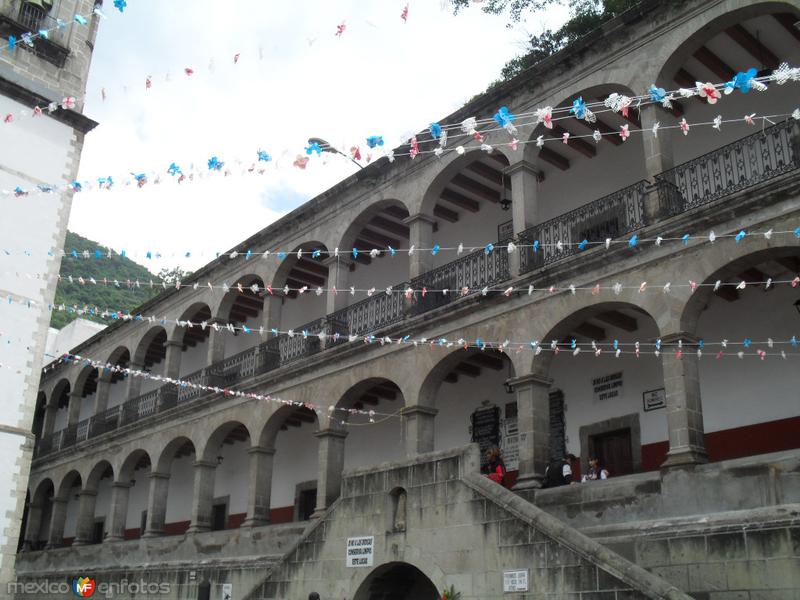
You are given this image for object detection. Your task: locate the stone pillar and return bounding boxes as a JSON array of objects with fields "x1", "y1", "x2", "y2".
[
  {"x1": 323, "y1": 256, "x2": 351, "y2": 315},
  {"x1": 41, "y1": 404, "x2": 57, "y2": 437},
  {"x1": 507, "y1": 160, "x2": 540, "y2": 234},
  {"x1": 45, "y1": 498, "x2": 68, "y2": 548},
  {"x1": 126, "y1": 361, "x2": 145, "y2": 400},
  {"x1": 163, "y1": 340, "x2": 183, "y2": 379},
  {"x1": 261, "y1": 294, "x2": 283, "y2": 340},
  {"x1": 71, "y1": 490, "x2": 98, "y2": 546},
  {"x1": 401, "y1": 406, "x2": 438, "y2": 457},
  {"x1": 207, "y1": 320, "x2": 228, "y2": 365},
  {"x1": 640, "y1": 103, "x2": 674, "y2": 179},
  {"x1": 312, "y1": 429, "x2": 348, "y2": 517},
  {"x1": 22, "y1": 502, "x2": 42, "y2": 550},
  {"x1": 66, "y1": 391, "x2": 82, "y2": 428},
  {"x1": 242, "y1": 446, "x2": 275, "y2": 528},
  {"x1": 509, "y1": 374, "x2": 552, "y2": 490},
  {"x1": 403, "y1": 214, "x2": 436, "y2": 279},
  {"x1": 105, "y1": 482, "x2": 131, "y2": 542},
  {"x1": 143, "y1": 472, "x2": 170, "y2": 537},
  {"x1": 93, "y1": 374, "x2": 111, "y2": 415},
  {"x1": 660, "y1": 332, "x2": 708, "y2": 467},
  {"x1": 187, "y1": 460, "x2": 217, "y2": 533}
]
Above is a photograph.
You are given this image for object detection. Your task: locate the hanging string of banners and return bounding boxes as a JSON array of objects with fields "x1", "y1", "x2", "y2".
[{"x1": 3, "y1": 65, "x2": 799, "y2": 199}]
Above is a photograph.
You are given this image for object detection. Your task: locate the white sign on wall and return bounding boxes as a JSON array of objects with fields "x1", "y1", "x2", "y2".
[
  {"x1": 346, "y1": 536, "x2": 374, "y2": 567},
  {"x1": 221, "y1": 583, "x2": 233, "y2": 600},
  {"x1": 503, "y1": 569, "x2": 529, "y2": 592},
  {"x1": 502, "y1": 418, "x2": 519, "y2": 471},
  {"x1": 592, "y1": 371, "x2": 623, "y2": 402}
]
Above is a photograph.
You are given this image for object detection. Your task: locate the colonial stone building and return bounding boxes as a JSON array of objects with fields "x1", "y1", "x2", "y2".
[
  {"x1": 16, "y1": 0, "x2": 800, "y2": 598},
  {"x1": 0, "y1": 0, "x2": 98, "y2": 590}
]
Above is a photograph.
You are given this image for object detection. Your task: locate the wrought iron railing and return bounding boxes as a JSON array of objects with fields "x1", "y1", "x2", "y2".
[
  {"x1": 121, "y1": 388, "x2": 161, "y2": 425},
  {"x1": 655, "y1": 119, "x2": 800, "y2": 215},
  {"x1": 326, "y1": 282, "x2": 409, "y2": 339},
  {"x1": 0, "y1": 1, "x2": 72, "y2": 65},
  {"x1": 411, "y1": 245, "x2": 510, "y2": 314},
  {"x1": 177, "y1": 368, "x2": 208, "y2": 403},
  {"x1": 276, "y1": 318, "x2": 324, "y2": 366},
  {"x1": 519, "y1": 180, "x2": 648, "y2": 274},
  {"x1": 89, "y1": 406, "x2": 122, "y2": 437}
]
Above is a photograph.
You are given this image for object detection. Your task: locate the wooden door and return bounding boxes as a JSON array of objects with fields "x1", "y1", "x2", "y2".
[{"x1": 593, "y1": 428, "x2": 633, "y2": 476}]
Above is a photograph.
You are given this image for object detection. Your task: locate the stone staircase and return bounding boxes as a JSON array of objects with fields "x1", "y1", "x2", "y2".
[{"x1": 244, "y1": 445, "x2": 695, "y2": 599}]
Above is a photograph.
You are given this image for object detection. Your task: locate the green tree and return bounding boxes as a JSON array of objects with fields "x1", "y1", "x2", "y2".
[
  {"x1": 450, "y1": 0, "x2": 644, "y2": 81},
  {"x1": 157, "y1": 266, "x2": 193, "y2": 285}
]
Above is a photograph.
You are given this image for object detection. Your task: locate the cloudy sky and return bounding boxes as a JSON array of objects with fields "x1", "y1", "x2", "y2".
[{"x1": 69, "y1": 0, "x2": 568, "y2": 272}]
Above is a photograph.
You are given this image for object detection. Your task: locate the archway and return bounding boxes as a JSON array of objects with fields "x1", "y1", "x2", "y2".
[
  {"x1": 215, "y1": 275, "x2": 265, "y2": 361},
  {"x1": 531, "y1": 301, "x2": 665, "y2": 478},
  {"x1": 271, "y1": 242, "x2": 330, "y2": 333},
  {"x1": 259, "y1": 405, "x2": 319, "y2": 523},
  {"x1": 25, "y1": 479, "x2": 54, "y2": 550},
  {"x1": 332, "y1": 202, "x2": 411, "y2": 335},
  {"x1": 55, "y1": 470, "x2": 82, "y2": 547},
  {"x1": 353, "y1": 562, "x2": 439, "y2": 600},
  {"x1": 118, "y1": 449, "x2": 152, "y2": 540},
  {"x1": 133, "y1": 326, "x2": 168, "y2": 397},
  {"x1": 419, "y1": 348, "x2": 517, "y2": 482},
  {"x1": 174, "y1": 302, "x2": 213, "y2": 379},
  {"x1": 151, "y1": 436, "x2": 196, "y2": 535},
  {"x1": 681, "y1": 247, "x2": 800, "y2": 463},
  {"x1": 654, "y1": 3, "x2": 800, "y2": 168},
  {"x1": 336, "y1": 378, "x2": 405, "y2": 471},
  {"x1": 101, "y1": 346, "x2": 130, "y2": 414},
  {"x1": 75, "y1": 461, "x2": 114, "y2": 545},
  {"x1": 200, "y1": 422, "x2": 252, "y2": 530}
]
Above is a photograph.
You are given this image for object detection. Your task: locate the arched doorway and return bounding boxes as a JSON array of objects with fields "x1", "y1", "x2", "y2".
[{"x1": 354, "y1": 562, "x2": 439, "y2": 600}]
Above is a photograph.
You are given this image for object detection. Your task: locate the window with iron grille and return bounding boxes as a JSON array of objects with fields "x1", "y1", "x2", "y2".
[{"x1": 18, "y1": 1, "x2": 48, "y2": 32}]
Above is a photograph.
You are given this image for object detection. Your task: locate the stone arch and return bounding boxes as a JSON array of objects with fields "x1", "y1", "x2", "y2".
[
  {"x1": 155, "y1": 435, "x2": 197, "y2": 474},
  {"x1": 334, "y1": 377, "x2": 406, "y2": 470},
  {"x1": 212, "y1": 274, "x2": 265, "y2": 322},
  {"x1": 32, "y1": 391, "x2": 47, "y2": 438},
  {"x1": 200, "y1": 421, "x2": 252, "y2": 463},
  {"x1": 85, "y1": 460, "x2": 114, "y2": 493},
  {"x1": 105, "y1": 345, "x2": 130, "y2": 367},
  {"x1": 680, "y1": 245, "x2": 800, "y2": 333},
  {"x1": 271, "y1": 242, "x2": 330, "y2": 290},
  {"x1": 132, "y1": 325, "x2": 168, "y2": 370},
  {"x1": 337, "y1": 199, "x2": 411, "y2": 253},
  {"x1": 258, "y1": 404, "x2": 320, "y2": 449},
  {"x1": 50, "y1": 378, "x2": 70, "y2": 410},
  {"x1": 169, "y1": 302, "x2": 213, "y2": 344},
  {"x1": 55, "y1": 470, "x2": 81, "y2": 503},
  {"x1": 654, "y1": 2, "x2": 800, "y2": 89},
  {"x1": 419, "y1": 148, "x2": 512, "y2": 218},
  {"x1": 353, "y1": 561, "x2": 440, "y2": 600},
  {"x1": 118, "y1": 448, "x2": 152, "y2": 482},
  {"x1": 25, "y1": 478, "x2": 55, "y2": 549},
  {"x1": 72, "y1": 363, "x2": 97, "y2": 399}
]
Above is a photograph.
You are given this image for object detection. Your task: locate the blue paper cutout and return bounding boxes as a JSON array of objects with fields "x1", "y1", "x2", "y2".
[
  {"x1": 570, "y1": 97, "x2": 586, "y2": 119},
  {"x1": 429, "y1": 123, "x2": 442, "y2": 139},
  {"x1": 366, "y1": 136, "x2": 384, "y2": 149}
]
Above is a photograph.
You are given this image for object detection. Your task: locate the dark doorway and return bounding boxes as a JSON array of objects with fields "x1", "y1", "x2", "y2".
[
  {"x1": 298, "y1": 488, "x2": 316, "y2": 521},
  {"x1": 354, "y1": 562, "x2": 439, "y2": 600},
  {"x1": 140, "y1": 510, "x2": 147, "y2": 537},
  {"x1": 211, "y1": 503, "x2": 227, "y2": 531},
  {"x1": 592, "y1": 428, "x2": 633, "y2": 476},
  {"x1": 91, "y1": 519, "x2": 105, "y2": 544},
  {"x1": 197, "y1": 581, "x2": 211, "y2": 600}
]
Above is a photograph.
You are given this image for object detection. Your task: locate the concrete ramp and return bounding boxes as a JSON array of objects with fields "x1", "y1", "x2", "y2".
[{"x1": 246, "y1": 445, "x2": 694, "y2": 599}]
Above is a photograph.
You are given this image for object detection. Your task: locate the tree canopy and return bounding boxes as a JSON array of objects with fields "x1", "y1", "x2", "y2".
[{"x1": 451, "y1": 0, "x2": 643, "y2": 81}]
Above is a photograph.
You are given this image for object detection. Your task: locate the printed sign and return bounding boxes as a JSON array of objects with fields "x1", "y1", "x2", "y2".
[
  {"x1": 346, "y1": 536, "x2": 374, "y2": 567},
  {"x1": 470, "y1": 404, "x2": 501, "y2": 470},
  {"x1": 503, "y1": 569, "x2": 529, "y2": 592},
  {"x1": 592, "y1": 371, "x2": 623, "y2": 402},
  {"x1": 643, "y1": 388, "x2": 666, "y2": 411},
  {"x1": 221, "y1": 583, "x2": 233, "y2": 600}
]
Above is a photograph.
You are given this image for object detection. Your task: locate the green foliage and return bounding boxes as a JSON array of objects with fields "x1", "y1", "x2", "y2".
[
  {"x1": 441, "y1": 585, "x2": 462, "y2": 600},
  {"x1": 157, "y1": 266, "x2": 193, "y2": 285},
  {"x1": 50, "y1": 231, "x2": 161, "y2": 329},
  {"x1": 451, "y1": 0, "x2": 642, "y2": 82}
]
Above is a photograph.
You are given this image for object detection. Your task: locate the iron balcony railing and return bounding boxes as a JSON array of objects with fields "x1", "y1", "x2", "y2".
[
  {"x1": 0, "y1": 1, "x2": 72, "y2": 66},
  {"x1": 410, "y1": 243, "x2": 511, "y2": 314},
  {"x1": 519, "y1": 180, "x2": 648, "y2": 274},
  {"x1": 326, "y1": 282, "x2": 410, "y2": 339},
  {"x1": 33, "y1": 122, "x2": 800, "y2": 458},
  {"x1": 655, "y1": 119, "x2": 800, "y2": 216}
]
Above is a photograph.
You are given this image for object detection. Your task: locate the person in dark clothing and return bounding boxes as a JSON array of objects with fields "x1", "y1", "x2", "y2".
[
  {"x1": 544, "y1": 453, "x2": 576, "y2": 488},
  {"x1": 484, "y1": 447, "x2": 507, "y2": 486}
]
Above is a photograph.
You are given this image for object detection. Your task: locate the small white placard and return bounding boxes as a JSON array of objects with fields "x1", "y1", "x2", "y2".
[
  {"x1": 346, "y1": 536, "x2": 374, "y2": 567},
  {"x1": 503, "y1": 569, "x2": 529, "y2": 592},
  {"x1": 221, "y1": 583, "x2": 233, "y2": 600}
]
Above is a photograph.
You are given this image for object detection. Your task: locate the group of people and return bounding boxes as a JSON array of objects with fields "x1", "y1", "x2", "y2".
[{"x1": 483, "y1": 448, "x2": 609, "y2": 488}]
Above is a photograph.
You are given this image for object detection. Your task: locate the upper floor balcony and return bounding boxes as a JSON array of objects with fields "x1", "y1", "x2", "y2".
[
  {"x1": 0, "y1": 0, "x2": 74, "y2": 67},
  {"x1": 31, "y1": 0, "x2": 800, "y2": 462}
]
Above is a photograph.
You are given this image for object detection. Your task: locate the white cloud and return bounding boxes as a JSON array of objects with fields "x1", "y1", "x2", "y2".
[{"x1": 71, "y1": 0, "x2": 568, "y2": 272}]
